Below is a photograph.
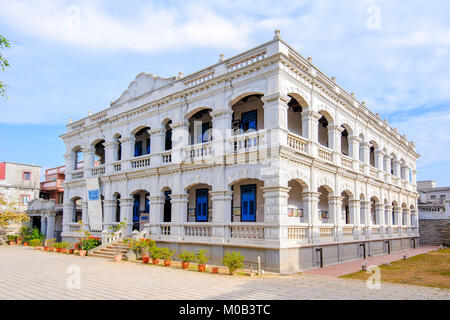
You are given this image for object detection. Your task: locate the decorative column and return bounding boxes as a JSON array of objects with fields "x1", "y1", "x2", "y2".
[
  {"x1": 349, "y1": 199, "x2": 360, "y2": 238},
  {"x1": 211, "y1": 190, "x2": 233, "y2": 240},
  {"x1": 104, "y1": 142, "x2": 115, "y2": 175},
  {"x1": 261, "y1": 93, "x2": 290, "y2": 130},
  {"x1": 170, "y1": 193, "x2": 189, "y2": 239},
  {"x1": 211, "y1": 109, "x2": 233, "y2": 160},
  {"x1": 384, "y1": 155, "x2": 392, "y2": 173},
  {"x1": 120, "y1": 199, "x2": 134, "y2": 236},
  {"x1": 46, "y1": 213, "x2": 56, "y2": 240},
  {"x1": 148, "y1": 196, "x2": 165, "y2": 236},
  {"x1": 328, "y1": 124, "x2": 343, "y2": 165},
  {"x1": 328, "y1": 196, "x2": 343, "y2": 240},
  {"x1": 262, "y1": 186, "x2": 290, "y2": 244},
  {"x1": 393, "y1": 159, "x2": 401, "y2": 177},
  {"x1": 149, "y1": 128, "x2": 165, "y2": 167},
  {"x1": 103, "y1": 200, "x2": 115, "y2": 231},
  {"x1": 385, "y1": 204, "x2": 393, "y2": 235},
  {"x1": 361, "y1": 201, "x2": 371, "y2": 237},
  {"x1": 83, "y1": 147, "x2": 95, "y2": 178},
  {"x1": 301, "y1": 110, "x2": 320, "y2": 157},
  {"x1": 119, "y1": 136, "x2": 135, "y2": 171},
  {"x1": 62, "y1": 202, "x2": 73, "y2": 235},
  {"x1": 64, "y1": 153, "x2": 75, "y2": 177},
  {"x1": 81, "y1": 201, "x2": 89, "y2": 229},
  {"x1": 374, "y1": 150, "x2": 384, "y2": 170},
  {"x1": 302, "y1": 191, "x2": 320, "y2": 242},
  {"x1": 348, "y1": 136, "x2": 360, "y2": 159},
  {"x1": 171, "y1": 121, "x2": 189, "y2": 164}
]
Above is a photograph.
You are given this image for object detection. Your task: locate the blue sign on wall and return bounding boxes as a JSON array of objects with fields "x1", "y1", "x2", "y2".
[{"x1": 88, "y1": 189, "x2": 100, "y2": 201}]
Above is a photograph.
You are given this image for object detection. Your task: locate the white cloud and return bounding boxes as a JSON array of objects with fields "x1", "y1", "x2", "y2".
[{"x1": 0, "y1": 0, "x2": 253, "y2": 52}]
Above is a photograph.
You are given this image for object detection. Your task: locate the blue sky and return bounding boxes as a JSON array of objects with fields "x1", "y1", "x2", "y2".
[{"x1": 0, "y1": 0, "x2": 449, "y2": 185}]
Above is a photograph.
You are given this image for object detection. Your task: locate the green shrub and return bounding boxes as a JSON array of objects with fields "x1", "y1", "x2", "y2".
[
  {"x1": 6, "y1": 235, "x2": 18, "y2": 242},
  {"x1": 80, "y1": 236, "x2": 101, "y2": 251},
  {"x1": 195, "y1": 249, "x2": 209, "y2": 265},
  {"x1": 160, "y1": 247, "x2": 175, "y2": 260},
  {"x1": 29, "y1": 238, "x2": 43, "y2": 247},
  {"x1": 178, "y1": 250, "x2": 195, "y2": 262},
  {"x1": 53, "y1": 242, "x2": 61, "y2": 249},
  {"x1": 130, "y1": 238, "x2": 155, "y2": 259},
  {"x1": 223, "y1": 251, "x2": 245, "y2": 275},
  {"x1": 150, "y1": 246, "x2": 164, "y2": 259}
]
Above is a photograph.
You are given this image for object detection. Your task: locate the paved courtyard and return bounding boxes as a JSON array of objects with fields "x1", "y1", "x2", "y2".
[{"x1": 0, "y1": 246, "x2": 449, "y2": 300}]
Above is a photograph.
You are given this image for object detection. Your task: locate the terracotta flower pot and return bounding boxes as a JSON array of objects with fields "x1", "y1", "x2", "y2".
[
  {"x1": 61, "y1": 249, "x2": 66, "y2": 253},
  {"x1": 151, "y1": 258, "x2": 160, "y2": 265},
  {"x1": 23, "y1": 242, "x2": 28, "y2": 246},
  {"x1": 68, "y1": 249, "x2": 74, "y2": 254},
  {"x1": 56, "y1": 248, "x2": 61, "y2": 252},
  {"x1": 9, "y1": 241, "x2": 14, "y2": 245},
  {"x1": 113, "y1": 254, "x2": 122, "y2": 262},
  {"x1": 35, "y1": 246, "x2": 40, "y2": 250},
  {"x1": 79, "y1": 250, "x2": 87, "y2": 257},
  {"x1": 16, "y1": 239, "x2": 22, "y2": 245},
  {"x1": 181, "y1": 262, "x2": 190, "y2": 269},
  {"x1": 198, "y1": 264, "x2": 206, "y2": 272},
  {"x1": 212, "y1": 267, "x2": 219, "y2": 274},
  {"x1": 142, "y1": 256, "x2": 150, "y2": 264},
  {"x1": 164, "y1": 260, "x2": 171, "y2": 267},
  {"x1": 44, "y1": 247, "x2": 49, "y2": 251}
]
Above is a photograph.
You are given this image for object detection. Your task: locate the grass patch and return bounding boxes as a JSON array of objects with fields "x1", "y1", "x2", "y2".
[{"x1": 341, "y1": 248, "x2": 450, "y2": 289}]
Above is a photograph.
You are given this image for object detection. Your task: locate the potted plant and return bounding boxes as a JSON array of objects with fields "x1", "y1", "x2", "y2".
[
  {"x1": 29, "y1": 238, "x2": 42, "y2": 249},
  {"x1": 212, "y1": 267, "x2": 219, "y2": 274},
  {"x1": 141, "y1": 244, "x2": 150, "y2": 264},
  {"x1": 161, "y1": 247, "x2": 175, "y2": 267},
  {"x1": 46, "y1": 238, "x2": 55, "y2": 251},
  {"x1": 195, "y1": 249, "x2": 209, "y2": 272},
  {"x1": 178, "y1": 250, "x2": 195, "y2": 269},
  {"x1": 150, "y1": 246, "x2": 162, "y2": 265},
  {"x1": 54, "y1": 242, "x2": 62, "y2": 252},
  {"x1": 223, "y1": 251, "x2": 245, "y2": 275},
  {"x1": 80, "y1": 236, "x2": 101, "y2": 256},
  {"x1": 16, "y1": 237, "x2": 22, "y2": 245},
  {"x1": 6, "y1": 235, "x2": 17, "y2": 245}
]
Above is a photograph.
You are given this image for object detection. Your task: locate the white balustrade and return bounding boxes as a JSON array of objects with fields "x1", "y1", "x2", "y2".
[
  {"x1": 184, "y1": 142, "x2": 213, "y2": 162},
  {"x1": 184, "y1": 225, "x2": 212, "y2": 237},
  {"x1": 287, "y1": 133, "x2": 307, "y2": 153},
  {"x1": 319, "y1": 226, "x2": 333, "y2": 237},
  {"x1": 162, "y1": 152, "x2": 172, "y2": 164},
  {"x1": 317, "y1": 146, "x2": 333, "y2": 162},
  {"x1": 91, "y1": 165, "x2": 106, "y2": 176},
  {"x1": 229, "y1": 225, "x2": 264, "y2": 239},
  {"x1": 131, "y1": 155, "x2": 151, "y2": 169},
  {"x1": 288, "y1": 227, "x2": 307, "y2": 239}
]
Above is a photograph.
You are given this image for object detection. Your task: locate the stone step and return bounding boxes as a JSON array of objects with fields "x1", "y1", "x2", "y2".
[
  {"x1": 89, "y1": 252, "x2": 127, "y2": 260},
  {"x1": 99, "y1": 248, "x2": 128, "y2": 254}
]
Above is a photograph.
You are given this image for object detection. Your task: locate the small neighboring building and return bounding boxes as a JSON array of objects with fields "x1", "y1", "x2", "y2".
[
  {"x1": 0, "y1": 162, "x2": 41, "y2": 236},
  {"x1": 27, "y1": 164, "x2": 82, "y2": 242},
  {"x1": 418, "y1": 180, "x2": 450, "y2": 245},
  {"x1": 0, "y1": 162, "x2": 41, "y2": 211}
]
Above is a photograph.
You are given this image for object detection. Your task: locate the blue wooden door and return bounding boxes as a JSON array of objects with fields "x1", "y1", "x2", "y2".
[
  {"x1": 196, "y1": 189, "x2": 208, "y2": 222},
  {"x1": 134, "y1": 141, "x2": 142, "y2": 157},
  {"x1": 241, "y1": 184, "x2": 256, "y2": 222},
  {"x1": 133, "y1": 195, "x2": 140, "y2": 223}
]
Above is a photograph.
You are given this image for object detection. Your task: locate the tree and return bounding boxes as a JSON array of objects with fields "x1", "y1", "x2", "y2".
[
  {"x1": 0, "y1": 34, "x2": 11, "y2": 98},
  {"x1": 0, "y1": 194, "x2": 29, "y2": 228}
]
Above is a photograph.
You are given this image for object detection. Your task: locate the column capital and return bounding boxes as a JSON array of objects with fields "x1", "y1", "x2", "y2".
[
  {"x1": 211, "y1": 108, "x2": 233, "y2": 118},
  {"x1": 210, "y1": 190, "x2": 233, "y2": 200},
  {"x1": 170, "y1": 193, "x2": 189, "y2": 203},
  {"x1": 261, "y1": 92, "x2": 290, "y2": 105},
  {"x1": 348, "y1": 135, "x2": 361, "y2": 143},
  {"x1": 301, "y1": 110, "x2": 320, "y2": 120},
  {"x1": 349, "y1": 199, "x2": 361, "y2": 206},
  {"x1": 301, "y1": 191, "x2": 320, "y2": 202}
]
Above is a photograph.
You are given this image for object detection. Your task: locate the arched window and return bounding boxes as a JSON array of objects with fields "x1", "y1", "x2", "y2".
[
  {"x1": 341, "y1": 126, "x2": 349, "y2": 156},
  {"x1": 318, "y1": 116, "x2": 329, "y2": 147}
]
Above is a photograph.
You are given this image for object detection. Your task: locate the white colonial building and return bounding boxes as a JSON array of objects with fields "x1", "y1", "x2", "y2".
[{"x1": 60, "y1": 31, "x2": 419, "y2": 273}]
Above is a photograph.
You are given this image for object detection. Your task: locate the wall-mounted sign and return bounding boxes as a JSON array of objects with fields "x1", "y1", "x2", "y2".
[{"x1": 86, "y1": 177, "x2": 102, "y2": 231}]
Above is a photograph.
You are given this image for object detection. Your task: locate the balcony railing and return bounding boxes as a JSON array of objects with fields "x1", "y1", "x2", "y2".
[
  {"x1": 341, "y1": 156, "x2": 353, "y2": 169},
  {"x1": 184, "y1": 224, "x2": 212, "y2": 237},
  {"x1": 162, "y1": 151, "x2": 172, "y2": 164},
  {"x1": 113, "y1": 162, "x2": 122, "y2": 172},
  {"x1": 287, "y1": 227, "x2": 307, "y2": 239},
  {"x1": 319, "y1": 226, "x2": 333, "y2": 237},
  {"x1": 184, "y1": 142, "x2": 213, "y2": 162},
  {"x1": 231, "y1": 130, "x2": 265, "y2": 153},
  {"x1": 229, "y1": 225, "x2": 264, "y2": 239},
  {"x1": 317, "y1": 146, "x2": 333, "y2": 162},
  {"x1": 91, "y1": 165, "x2": 106, "y2": 176},
  {"x1": 131, "y1": 155, "x2": 151, "y2": 169},
  {"x1": 71, "y1": 170, "x2": 84, "y2": 180},
  {"x1": 287, "y1": 133, "x2": 307, "y2": 154}
]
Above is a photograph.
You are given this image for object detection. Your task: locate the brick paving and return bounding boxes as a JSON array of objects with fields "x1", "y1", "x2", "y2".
[
  {"x1": 0, "y1": 246, "x2": 449, "y2": 300},
  {"x1": 303, "y1": 246, "x2": 440, "y2": 277}
]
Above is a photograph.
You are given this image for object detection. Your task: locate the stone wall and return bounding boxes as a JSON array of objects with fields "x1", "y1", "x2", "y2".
[{"x1": 419, "y1": 219, "x2": 450, "y2": 245}]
